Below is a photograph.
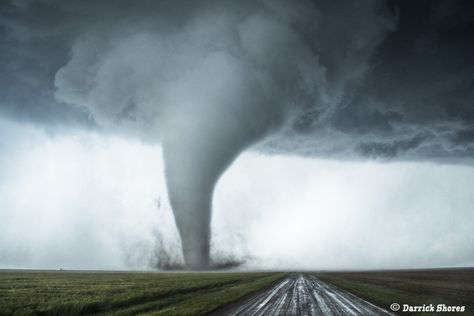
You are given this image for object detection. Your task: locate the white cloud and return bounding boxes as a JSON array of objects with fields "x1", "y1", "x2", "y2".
[{"x1": 214, "y1": 155, "x2": 474, "y2": 270}]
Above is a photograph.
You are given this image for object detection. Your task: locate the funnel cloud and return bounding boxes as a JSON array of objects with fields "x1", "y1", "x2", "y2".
[{"x1": 1, "y1": 0, "x2": 474, "y2": 269}]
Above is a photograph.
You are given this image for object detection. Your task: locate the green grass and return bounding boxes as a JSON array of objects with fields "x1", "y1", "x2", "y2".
[
  {"x1": 315, "y1": 268, "x2": 474, "y2": 316},
  {"x1": 0, "y1": 270, "x2": 285, "y2": 316}
]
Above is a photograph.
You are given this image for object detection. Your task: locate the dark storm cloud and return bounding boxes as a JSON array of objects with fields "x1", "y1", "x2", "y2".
[
  {"x1": 257, "y1": 0, "x2": 474, "y2": 162},
  {"x1": 356, "y1": 134, "x2": 427, "y2": 159},
  {"x1": 0, "y1": 0, "x2": 208, "y2": 127},
  {"x1": 1, "y1": 0, "x2": 473, "y2": 161},
  {"x1": 0, "y1": 0, "x2": 88, "y2": 127}
]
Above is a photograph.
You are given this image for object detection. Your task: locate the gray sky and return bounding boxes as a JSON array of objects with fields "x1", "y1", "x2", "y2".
[{"x1": 1, "y1": 0, "x2": 474, "y2": 270}]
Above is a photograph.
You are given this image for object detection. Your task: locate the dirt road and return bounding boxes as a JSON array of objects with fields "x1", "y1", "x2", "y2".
[{"x1": 224, "y1": 273, "x2": 395, "y2": 315}]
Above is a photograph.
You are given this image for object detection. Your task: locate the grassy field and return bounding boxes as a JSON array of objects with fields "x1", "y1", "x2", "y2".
[
  {"x1": 315, "y1": 268, "x2": 474, "y2": 316},
  {"x1": 0, "y1": 270, "x2": 285, "y2": 316}
]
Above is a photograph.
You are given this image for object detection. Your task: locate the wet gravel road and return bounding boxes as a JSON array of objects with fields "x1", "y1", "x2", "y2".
[{"x1": 225, "y1": 273, "x2": 395, "y2": 316}]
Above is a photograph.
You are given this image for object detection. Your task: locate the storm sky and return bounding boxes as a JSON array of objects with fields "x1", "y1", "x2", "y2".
[{"x1": 1, "y1": 0, "x2": 474, "y2": 270}]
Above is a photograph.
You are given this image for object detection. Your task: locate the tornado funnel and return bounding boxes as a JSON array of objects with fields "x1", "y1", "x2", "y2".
[
  {"x1": 159, "y1": 52, "x2": 282, "y2": 269},
  {"x1": 163, "y1": 117, "x2": 256, "y2": 269}
]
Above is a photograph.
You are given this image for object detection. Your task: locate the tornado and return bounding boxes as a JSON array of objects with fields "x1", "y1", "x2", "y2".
[
  {"x1": 163, "y1": 120, "x2": 251, "y2": 269},
  {"x1": 161, "y1": 54, "x2": 280, "y2": 269}
]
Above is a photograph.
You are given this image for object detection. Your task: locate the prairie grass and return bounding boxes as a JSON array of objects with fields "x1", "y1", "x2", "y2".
[{"x1": 0, "y1": 270, "x2": 285, "y2": 316}]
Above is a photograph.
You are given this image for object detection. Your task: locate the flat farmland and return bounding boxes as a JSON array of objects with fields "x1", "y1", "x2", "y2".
[
  {"x1": 0, "y1": 270, "x2": 285, "y2": 316},
  {"x1": 3, "y1": 268, "x2": 472, "y2": 315}
]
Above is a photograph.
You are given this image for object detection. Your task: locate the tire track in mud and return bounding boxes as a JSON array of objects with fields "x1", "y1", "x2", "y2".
[{"x1": 224, "y1": 273, "x2": 395, "y2": 316}]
